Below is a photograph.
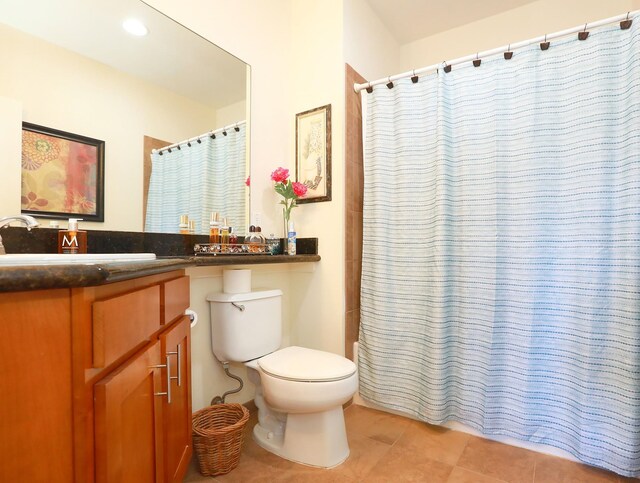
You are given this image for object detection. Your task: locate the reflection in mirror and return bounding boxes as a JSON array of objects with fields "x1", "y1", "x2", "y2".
[{"x1": 0, "y1": 0, "x2": 250, "y2": 235}]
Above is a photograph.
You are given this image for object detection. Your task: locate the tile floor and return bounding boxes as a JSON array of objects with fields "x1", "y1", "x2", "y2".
[{"x1": 184, "y1": 404, "x2": 639, "y2": 483}]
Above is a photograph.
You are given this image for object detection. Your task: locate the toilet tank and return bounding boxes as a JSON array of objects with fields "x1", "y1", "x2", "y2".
[{"x1": 206, "y1": 289, "x2": 282, "y2": 362}]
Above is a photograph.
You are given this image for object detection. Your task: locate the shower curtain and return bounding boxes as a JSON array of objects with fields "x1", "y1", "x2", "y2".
[
  {"x1": 359, "y1": 20, "x2": 640, "y2": 476},
  {"x1": 145, "y1": 123, "x2": 246, "y2": 234}
]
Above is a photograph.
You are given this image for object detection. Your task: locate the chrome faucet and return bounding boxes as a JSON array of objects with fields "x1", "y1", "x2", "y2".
[{"x1": 0, "y1": 215, "x2": 40, "y2": 255}]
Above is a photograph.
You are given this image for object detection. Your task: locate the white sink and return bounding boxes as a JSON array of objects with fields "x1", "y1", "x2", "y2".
[{"x1": 0, "y1": 253, "x2": 156, "y2": 266}]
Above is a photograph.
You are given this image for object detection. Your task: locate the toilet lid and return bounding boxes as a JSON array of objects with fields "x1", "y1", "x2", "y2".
[{"x1": 257, "y1": 346, "x2": 357, "y2": 382}]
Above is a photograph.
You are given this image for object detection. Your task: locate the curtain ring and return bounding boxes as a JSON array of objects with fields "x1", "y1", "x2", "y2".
[
  {"x1": 386, "y1": 76, "x2": 394, "y2": 89},
  {"x1": 234, "y1": 123, "x2": 240, "y2": 132},
  {"x1": 578, "y1": 23, "x2": 589, "y2": 40},
  {"x1": 411, "y1": 69, "x2": 419, "y2": 83},
  {"x1": 443, "y1": 61, "x2": 451, "y2": 73},
  {"x1": 473, "y1": 52, "x2": 481, "y2": 67},
  {"x1": 504, "y1": 43, "x2": 513, "y2": 60},
  {"x1": 540, "y1": 34, "x2": 550, "y2": 51},
  {"x1": 187, "y1": 141, "x2": 191, "y2": 147},
  {"x1": 365, "y1": 82, "x2": 373, "y2": 93},
  {"x1": 621, "y1": 12, "x2": 632, "y2": 30},
  {"x1": 197, "y1": 138, "x2": 202, "y2": 144}
]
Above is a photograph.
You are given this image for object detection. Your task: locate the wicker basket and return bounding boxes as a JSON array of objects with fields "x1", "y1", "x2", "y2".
[{"x1": 192, "y1": 403, "x2": 250, "y2": 476}]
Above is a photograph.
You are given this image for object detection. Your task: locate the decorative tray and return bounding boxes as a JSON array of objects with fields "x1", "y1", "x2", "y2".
[{"x1": 194, "y1": 243, "x2": 276, "y2": 256}]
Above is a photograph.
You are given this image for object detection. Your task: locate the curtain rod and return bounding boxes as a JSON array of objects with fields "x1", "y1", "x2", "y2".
[
  {"x1": 354, "y1": 10, "x2": 637, "y2": 93},
  {"x1": 153, "y1": 120, "x2": 246, "y2": 155}
]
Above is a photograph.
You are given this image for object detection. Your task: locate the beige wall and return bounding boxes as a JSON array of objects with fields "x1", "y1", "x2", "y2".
[
  {"x1": 399, "y1": 0, "x2": 639, "y2": 71},
  {"x1": 0, "y1": 24, "x2": 221, "y2": 231}
]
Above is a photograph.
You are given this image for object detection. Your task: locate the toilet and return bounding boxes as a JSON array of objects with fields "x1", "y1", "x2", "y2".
[{"x1": 206, "y1": 289, "x2": 358, "y2": 468}]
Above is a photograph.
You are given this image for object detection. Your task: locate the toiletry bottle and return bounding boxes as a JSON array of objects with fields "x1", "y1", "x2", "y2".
[
  {"x1": 229, "y1": 227, "x2": 238, "y2": 246},
  {"x1": 256, "y1": 226, "x2": 266, "y2": 250},
  {"x1": 58, "y1": 218, "x2": 87, "y2": 254},
  {"x1": 287, "y1": 221, "x2": 296, "y2": 255},
  {"x1": 221, "y1": 218, "x2": 230, "y2": 245},
  {"x1": 267, "y1": 233, "x2": 280, "y2": 255},
  {"x1": 246, "y1": 225, "x2": 258, "y2": 252},
  {"x1": 209, "y1": 212, "x2": 220, "y2": 244},
  {"x1": 179, "y1": 214, "x2": 189, "y2": 234},
  {"x1": 188, "y1": 219, "x2": 196, "y2": 234}
]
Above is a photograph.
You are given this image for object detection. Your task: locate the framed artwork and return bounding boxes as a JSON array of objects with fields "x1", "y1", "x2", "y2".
[
  {"x1": 295, "y1": 104, "x2": 331, "y2": 203},
  {"x1": 21, "y1": 122, "x2": 105, "y2": 222}
]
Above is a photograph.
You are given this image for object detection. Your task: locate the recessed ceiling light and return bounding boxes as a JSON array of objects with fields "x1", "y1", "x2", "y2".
[{"x1": 122, "y1": 18, "x2": 148, "y2": 37}]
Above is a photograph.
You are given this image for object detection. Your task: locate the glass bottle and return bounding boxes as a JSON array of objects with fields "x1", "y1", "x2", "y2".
[
  {"x1": 179, "y1": 214, "x2": 189, "y2": 234},
  {"x1": 220, "y1": 217, "x2": 230, "y2": 245},
  {"x1": 209, "y1": 212, "x2": 220, "y2": 244}
]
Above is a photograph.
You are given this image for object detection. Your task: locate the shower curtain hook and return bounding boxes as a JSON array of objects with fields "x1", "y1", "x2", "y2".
[
  {"x1": 386, "y1": 76, "x2": 394, "y2": 89},
  {"x1": 366, "y1": 82, "x2": 373, "y2": 94},
  {"x1": 187, "y1": 141, "x2": 191, "y2": 147},
  {"x1": 443, "y1": 61, "x2": 451, "y2": 73},
  {"x1": 504, "y1": 43, "x2": 513, "y2": 60},
  {"x1": 578, "y1": 23, "x2": 589, "y2": 40},
  {"x1": 197, "y1": 137, "x2": 202, "y2": 144},
  {"x1": 234, "y1": 123, "x2": 240, "y2": 132},
  {"x1": 540, "y1": 34, "x2": 550, "y2": 50},
  {"x1": 223, "y1": 129, "x2": 228, "y2": 136},
  {"x1": 621, "y1": 12, "x2": 632, "y2": 30},
  {"x1": 210, "y1": 133, "x2": 216, "y2": 139},
  {"x1": 473, "y1": 52, "x2": 481, "y2": 67},
  {"x1": 411, "y1": 69, "x2": 419, "y2": 83}
]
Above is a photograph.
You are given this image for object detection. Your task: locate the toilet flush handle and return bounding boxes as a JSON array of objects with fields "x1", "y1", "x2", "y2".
[{"x1": 231, "y1": 302, "x2": 245, "y2": 312}]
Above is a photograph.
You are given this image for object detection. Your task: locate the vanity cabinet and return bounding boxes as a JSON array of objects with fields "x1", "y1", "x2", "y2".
[{"x1": 0, "y1": 270, "x2": 192, "y2": 483}]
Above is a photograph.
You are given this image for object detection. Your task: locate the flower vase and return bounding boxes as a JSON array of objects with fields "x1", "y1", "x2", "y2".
[{"x1": 282, "y1": 211, "x2": 289, "y2": 255}]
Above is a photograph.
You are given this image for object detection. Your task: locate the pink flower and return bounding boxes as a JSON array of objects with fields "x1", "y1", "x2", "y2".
[
  {"x1": 271, "y1": 167, "x2": 289, "y2": 183},
  {"x1": 292, "y1": 181, "x2": 307, "y2": 197},
  {"x1": 245, "y1": 176, "x2": 251, "y2": 187}
]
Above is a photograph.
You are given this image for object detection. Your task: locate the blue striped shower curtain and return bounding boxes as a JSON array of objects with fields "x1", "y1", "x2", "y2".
[
  {"x1": 145, "y1": 123, "x2": 247, "y2": 235},
  {"x1": 359, "y1": 20, "x2": 640, "y2": 476}
]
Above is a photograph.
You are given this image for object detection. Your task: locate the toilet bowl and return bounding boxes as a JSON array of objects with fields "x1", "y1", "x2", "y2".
[
  {"x1": 207, "y1": 289, "x2": 358, "y2": 468},
  {"x1": 246, "y1": 346, "x2": 358, "y2": 468}
]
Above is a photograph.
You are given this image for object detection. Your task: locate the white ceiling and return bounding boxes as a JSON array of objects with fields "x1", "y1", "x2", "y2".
[
  {"x1": 0, "y1": 0, "x2": 247, "y2": 110},
  {"x1": 365, "y1": 0, "x2": 540, "y2": 44}
]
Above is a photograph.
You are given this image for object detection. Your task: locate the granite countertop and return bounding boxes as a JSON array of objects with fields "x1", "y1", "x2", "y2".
[{"x1": 0, "y1": 254, "x2": 321, "y2": 292}]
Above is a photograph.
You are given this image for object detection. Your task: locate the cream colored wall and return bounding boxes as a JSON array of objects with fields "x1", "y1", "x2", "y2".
[
  {"x1": 0, "y1": 97, "x2": 22, "y2": 215},
  {"x1": 399, "y1": 0, "x2": 638, "y2": 71},
  {"x1": 289, "y1": 0, "x2": 346, "y2": 355},
  {"x1": 343, "y1": 0, "x2": 400, "y2": 82},
  {"x1": 0, "y1": 24, "x2": 216, "y2": 231},
  {"x1": 215, "y1": 99, "x2": 247, "y2": 128}
]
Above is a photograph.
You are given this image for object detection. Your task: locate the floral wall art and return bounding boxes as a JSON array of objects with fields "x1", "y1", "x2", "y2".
[
  {"x1": 21, "y1": 122, "x2": 105, "y2": 221},
  {"x1": 295, "y1": 104, "x2": 331, "y2": 203}
]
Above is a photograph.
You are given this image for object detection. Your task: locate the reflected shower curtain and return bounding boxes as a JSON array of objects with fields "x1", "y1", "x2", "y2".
[
  {"x1": 359, "y1": 20, "x2": 640, "y2": 476},
  {"x1": 145, "y1": 123, "x2": 246, "y2": 234}
]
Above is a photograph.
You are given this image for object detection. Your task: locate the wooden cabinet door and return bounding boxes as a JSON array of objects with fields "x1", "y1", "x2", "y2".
[
  {"x1": 160, "y1": 316, "x2": 192, "y2": 483},
  {"x1": 0, "y1": 290, "x2": 73, "y2": 483},
  {"x1": 94, "y1": 341, "x2": 164, "y2": 483}
]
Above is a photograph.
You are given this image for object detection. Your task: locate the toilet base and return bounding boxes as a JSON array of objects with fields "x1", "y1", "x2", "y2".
[{"x1": 252, "y1": 406, "x2": 350, "y2": 468}]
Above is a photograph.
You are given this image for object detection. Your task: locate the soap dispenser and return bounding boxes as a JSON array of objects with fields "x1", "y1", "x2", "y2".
[{"x1": 58, "y1": 218, "x2": 87, "y2": 254}]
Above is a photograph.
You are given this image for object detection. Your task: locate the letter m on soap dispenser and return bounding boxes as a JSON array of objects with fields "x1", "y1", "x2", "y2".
[{"x1": 58, "y1": 218, "x2": 87, "y2": 254}]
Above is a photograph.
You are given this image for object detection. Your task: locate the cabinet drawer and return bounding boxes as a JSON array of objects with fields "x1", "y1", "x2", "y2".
[
  {"x1": 93, "y1": 285, "x2": 160, "y2": 368},
  {"x1": 161, "y1": 276, "x2": 190, "y2": 325}
]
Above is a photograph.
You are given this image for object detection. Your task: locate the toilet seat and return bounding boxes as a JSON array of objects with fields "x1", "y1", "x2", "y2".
[{"x1": 257, "y1": 346, "x2": 356, "y2": 382}]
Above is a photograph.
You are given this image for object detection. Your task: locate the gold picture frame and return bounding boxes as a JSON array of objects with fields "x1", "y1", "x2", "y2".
[{"x1": 295, "y1": 104, "x2": 331, "y2": 203}]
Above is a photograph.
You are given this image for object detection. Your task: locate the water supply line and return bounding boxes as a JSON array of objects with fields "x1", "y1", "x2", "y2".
[{"x1": 210, "y1": 361, "x2": 244, "y2": 405}]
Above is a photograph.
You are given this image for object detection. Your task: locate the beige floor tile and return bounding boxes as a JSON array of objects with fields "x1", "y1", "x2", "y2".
[
  {"x1": 365, "y1": 442, "x2": 454, "y2": 483},
  {"x1": 343, "y1": 404, "x2": 411, "y2": 445},
  {"x1": 395, "y1": 419, "x2": 471, "y2": 466},
  {"x1": 448, "y1": 466, "x2": 510, "y2": 483},
  {"x1": 457, "y1": 436, "x2": 536, "y2": 483},
  {"x1": 324, "y1": 431, "x2": 393, "y2": 481},
  {"x1": 534, "y1": 454, "x2": 620, "y2": 483}
]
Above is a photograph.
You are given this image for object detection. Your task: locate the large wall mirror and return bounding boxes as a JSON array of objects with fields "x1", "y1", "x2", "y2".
[{"x1": 0, "y1": 0, "x2": 250, "y2": 235}]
